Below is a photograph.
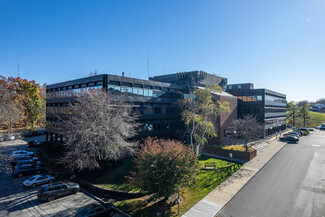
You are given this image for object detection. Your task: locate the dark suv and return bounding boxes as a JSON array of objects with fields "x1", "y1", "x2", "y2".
[
  {"x1": 280, "y1": 135, "x2": 299, "y2": 143},
  {"x1": 15, "y1": 159, "x2": 43, "y2": 167},
  {"x1": 12, "y1": 165, "x2": 44, "y2": 177},
  {"x1": 28, "y1": 140, "x2": 40, "y2": 148},
  {"x1": 11, "y1": 156, "x2": 33, "y2": 167},
  {"x1": 37, "y1": 181, "x2": 80, "y2": 202},
  {"x1": 320, "y1": 124, "x2": 325, "y2": 131}
]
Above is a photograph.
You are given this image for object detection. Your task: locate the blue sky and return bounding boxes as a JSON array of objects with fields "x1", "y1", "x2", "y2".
[{"x1": 1, "y1": 0, "x2": 324, "y2": 102}]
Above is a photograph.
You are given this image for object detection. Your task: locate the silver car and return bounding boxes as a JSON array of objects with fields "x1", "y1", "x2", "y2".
[
  {"x1": 23, "y1": 175, "x2": 55, "y2": 187},
  {"x1": 11, "y1": 150, "x2": 34, "y2": 158}
]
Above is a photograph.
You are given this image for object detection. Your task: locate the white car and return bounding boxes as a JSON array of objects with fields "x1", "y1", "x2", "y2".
[
  {"x1": 11, "y1": 150, "x2": 34, "y2": 158},
  {"x1": 7, "y1": 135, "x2": 15, "y2": 140},
  {"x1": 23, "y1": 175, "x2": 55, "y2": 187}
]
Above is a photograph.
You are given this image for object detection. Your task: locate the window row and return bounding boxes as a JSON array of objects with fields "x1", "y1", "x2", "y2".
[
  {"x1": 47, "y1": 106, "x2": 180, "y2": 115},
  {"x1": 46, "y1": 107, "x2": 71, "y2": 114},
  {"x1": 264, "y1": 108, "x2": 287, "y2": 113},
  {"x1": 142, "y1": 121, "x2": 183, "y2": 131},
  {"x1": 237, "y1": 95, "x2": 263, "y2": 102},
  {"x1": 47, "y1": 81, "x2": 103, "y2": 93},
  {"x1": 46, "y1": 86, "x2": 102, "y2": 99},
  {"x1": 264, "y1": 118, "x2": 286, "y2": 125},
  {"x1": 265, "y1": 94, "x2": 286, "y2": 104},
  {"x1": 108, "y1": 85, "x2": 183, "y2": 99},
  {"x1": 133, "y1": 106, "x2": 179, "y2": 115}
]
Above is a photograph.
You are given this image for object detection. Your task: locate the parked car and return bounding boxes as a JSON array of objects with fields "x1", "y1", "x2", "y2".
[
  {"x1": 11, "y1": 150, "x2": 34, "y2": 158},
  {"x1": 283, "y1": 132, "x2": 300, "y2": 137},
  {"x1": 297, "y1": 128, "x2": 310, "y2": 132},
  {"x1": 16, "y1": 159, "x2": 43, "y2": 167},
  {"x1": 279, "y1": 135, "x2": 299, "y2": 143},
  {"x1": 316, "y1": 126, "x2": 321, "y2": 130},
  {"x1": 12, "y1": 165, "x2": 44, "y2": 177},
  {"x1": 37, "y1": 181, "x2": 79, "y2": 202},
  {"x1": 28, "y1": 140, "x2": 40, "y2": 148},
  {"x1": 8, "y1": 134, "x2": 15, "y2": 140},
  {"x1": 11, "y1": 156, "x2": 33, "y2": 166},
  {"x1": 293, "y1": 130, "x2": 303, "y2": 136},
  {"x1": 3, "y1": 134, "x2": 15, "y2": 141},
  {"x1": 75, "y1": 203, "x2": 130, "y2": 217},
  {"x1": 23, "y1": 131, "x2": 35, "y2": 137},
  {"x1": 75, "y1": 203, "x2": 113, "y2": 217},
  {"x1": 23, "y1": 175, "x2": 55, "y2": 187},
  {"x1": 320, "y1": 124, "x2": 325, "y2": 131},
  {"x1": 38, "y1": 129, "x2": 46, "y2": 135}
]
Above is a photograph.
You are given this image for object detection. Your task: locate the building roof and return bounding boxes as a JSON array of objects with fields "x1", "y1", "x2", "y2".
[{"x1": 197, "y1": 87, "x2": 237, "y2": 98}]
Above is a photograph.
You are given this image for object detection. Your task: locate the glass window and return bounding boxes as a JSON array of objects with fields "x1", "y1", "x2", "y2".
[
  {"x1": 138, "y1": 89, "x2": 144, "y2": 95},
  {"x1": 133, "y1": 88, "x2": 139, "y2": 95},
  {"x1": 95, "y1": 81, "x2": 103, "y2": 86},
  {"x1": 134, "y1": 84, "x2": 143, "y2": 88},
  {"x1": 109, "y1": 81, "x2": 120, "y2": 85},
  {"x1": 148, "y1": 90, "x2": 153, "y2": 97},
  {"x1": 144, "y1": 89, "x2": 149, "y2": 96},
  {"x1": 144, "y1": 85, "x2": 152, "y2": 89},
  {"x1": 122, "y1": 82, "x2": 132, "y2": 87},
  {"x1": 153, "y1": 90, "x2": 161, "y2": 98}
]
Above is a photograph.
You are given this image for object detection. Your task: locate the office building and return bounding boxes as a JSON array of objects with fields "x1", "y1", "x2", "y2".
[
  {"x1": 46, "y1": 71, "x2": 236, "y2": 144},
  {"x1": 226, "y1": 83, "x2": 287, "y2": 136}
]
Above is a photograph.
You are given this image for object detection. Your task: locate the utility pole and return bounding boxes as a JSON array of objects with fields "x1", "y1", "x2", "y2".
[
  {"x1": 147, "y1": 52, "x2": 150, "y2": 79},
  {"x1": 17, "y1": 56, "x2": 20, "y2": 77}
]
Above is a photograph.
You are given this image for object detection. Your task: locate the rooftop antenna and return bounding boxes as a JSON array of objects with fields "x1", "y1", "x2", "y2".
[
  {"x1": 164, "y1": 66, "x2": 165, "y2": 75},
  {"x1": 147, "y1": 52, "x2": 149, "y2": 79}
]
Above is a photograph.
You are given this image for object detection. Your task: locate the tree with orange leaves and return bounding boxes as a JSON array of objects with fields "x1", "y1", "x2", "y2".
[
  {"x1": 15, "y1": 77, "x2": 45, "y2": 130},
  {"x1": 131, "y1": 137, "x2": 199, "y2": 200}
]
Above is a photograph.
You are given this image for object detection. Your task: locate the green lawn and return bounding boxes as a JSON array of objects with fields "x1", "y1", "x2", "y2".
[
  {"x1": 92, "y1": 157, "x2": 142, "y2": 192},
  {"x1": 112, "y1": 155, "x2": 242, "y2": 216},
  {"x1": 287, "y1": 111, "x2": 325, "y2": 127},
  {"x1": 309, "y1": 112, "x2": 325, "y2": 127}
]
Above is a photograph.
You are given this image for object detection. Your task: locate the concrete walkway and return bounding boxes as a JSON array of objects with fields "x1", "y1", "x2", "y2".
[{"x1": 183, "y1": 137, "x2": 287, "y2": 217}]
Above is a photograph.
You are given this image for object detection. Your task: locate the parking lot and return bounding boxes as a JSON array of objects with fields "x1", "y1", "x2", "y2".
[{"x1": 0, "y1": 136, "x2": 98, "y2": 217}]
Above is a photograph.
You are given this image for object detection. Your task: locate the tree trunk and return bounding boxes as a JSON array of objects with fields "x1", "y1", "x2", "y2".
[
  {"x1": 9, "y1": 120, "x2": 12, "y2": 134},
  {"x1": 303, "y1": 116, "x2": 306, "y2": 127}
]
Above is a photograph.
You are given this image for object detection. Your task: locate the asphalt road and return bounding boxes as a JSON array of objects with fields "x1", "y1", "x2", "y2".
[
  {"x1": 217, "y1": 130, "x2": 325, "y2": 217},
  {"x1": 0, "y1": 136, "x2": 98, "y2": 217}
]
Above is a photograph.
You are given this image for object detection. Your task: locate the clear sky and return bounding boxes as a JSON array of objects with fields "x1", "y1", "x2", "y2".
[{"x1": 1, "y1": 0, "x2": 324, "y2": 102}]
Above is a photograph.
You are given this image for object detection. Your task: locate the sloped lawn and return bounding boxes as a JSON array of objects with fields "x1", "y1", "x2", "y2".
[{"x1": 95, "y1": 155, "x2": 242, "y2": 216}]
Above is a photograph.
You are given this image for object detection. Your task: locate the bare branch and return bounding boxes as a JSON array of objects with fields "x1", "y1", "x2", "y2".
[{"x1": 54, "y1": 89, "x2": 139, "y2": 171}]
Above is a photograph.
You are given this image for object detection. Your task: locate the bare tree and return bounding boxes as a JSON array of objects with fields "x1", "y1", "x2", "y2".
[
  {"x1": 0, "y1": 77, "x2": 23, "y2": 134},
  {"x1": 55, "y1": 90, "x2": 139, "y2": 171},
  {"x1": 233, "y1": 114, "x2": 264, "y2": 151}
]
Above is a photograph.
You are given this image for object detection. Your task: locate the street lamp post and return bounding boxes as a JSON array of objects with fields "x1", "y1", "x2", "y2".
[{"x1": 177, "y1": 185, "x2": 181, "y2": 215}]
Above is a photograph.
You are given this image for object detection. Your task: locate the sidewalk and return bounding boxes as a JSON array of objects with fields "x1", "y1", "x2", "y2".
[{"x1": 182, "y1": 136, "x2": 287, "y2": 217}]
